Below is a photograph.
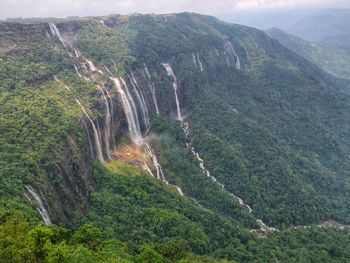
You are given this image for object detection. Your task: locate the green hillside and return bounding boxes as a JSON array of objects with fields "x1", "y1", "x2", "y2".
[{"x1": 1, "y1": 13, "x2": 350, "y2": 262}]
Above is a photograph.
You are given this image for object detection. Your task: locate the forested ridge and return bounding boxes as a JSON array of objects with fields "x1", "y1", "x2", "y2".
[{"x1": 1, "y1": 12, "x2": 350, "y2": 262}]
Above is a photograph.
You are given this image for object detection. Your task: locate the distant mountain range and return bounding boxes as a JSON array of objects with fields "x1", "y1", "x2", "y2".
[
  {"x1": 267, "y1": 27, "x2": 350, "y2": 80},
  {"x1": 287, "y1": 9, "x2": 350, "y2": 51}
]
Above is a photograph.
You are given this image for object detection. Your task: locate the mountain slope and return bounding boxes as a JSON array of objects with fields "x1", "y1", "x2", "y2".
[
  {"x1": 267, "y1": 27, "x2": 350, "y2": 80},
  {"x1": 287, "y1": 9, "x2": 350, "y2": 51},
  {"x1": 1, "y1": 12, "x2": 350, "y2": 262}
]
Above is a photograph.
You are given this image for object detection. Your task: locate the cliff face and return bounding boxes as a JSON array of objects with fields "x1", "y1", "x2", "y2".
[{"x1": 1, "y1": 13, "x2": 350, "y2": 228}]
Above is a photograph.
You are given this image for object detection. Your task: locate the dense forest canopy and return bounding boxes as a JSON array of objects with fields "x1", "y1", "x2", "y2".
[{"x1": 0, "y1": 12, "x2": 350, "y2": 262}]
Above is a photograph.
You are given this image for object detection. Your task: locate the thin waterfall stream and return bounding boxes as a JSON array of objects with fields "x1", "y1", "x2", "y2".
[
  {"x1": 161, "y1": 63, "x2": 183, "y2": 121},
  {"x1": 25, "y1": 185, "x2": 51, "y2": 225},
  {"x1": 160, "y1": 62, "x2": 275, "y2": 232}
]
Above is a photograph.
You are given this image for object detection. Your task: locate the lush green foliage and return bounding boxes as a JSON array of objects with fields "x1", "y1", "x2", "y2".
[
  {"x1": 75, "y1": 22, "x2": 134, "y2": 74},
  {"x1": 1, "y1": 12, "x2": 350, "y2": 262}
]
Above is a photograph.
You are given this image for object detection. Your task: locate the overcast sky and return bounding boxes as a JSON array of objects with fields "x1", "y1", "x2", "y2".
[{"x1": 0, "y1": 0, "x2": 349, "y2": 19}]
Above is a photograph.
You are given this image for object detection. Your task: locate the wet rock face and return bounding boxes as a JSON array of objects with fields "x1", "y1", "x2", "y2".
[{"x1": 40, "y1": 134, "x2": 94, "y2": 225}]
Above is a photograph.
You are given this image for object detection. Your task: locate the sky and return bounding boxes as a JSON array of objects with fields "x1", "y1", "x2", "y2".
[{"x1": 0, "y1": 0, "x2": 349, "y2": 19}]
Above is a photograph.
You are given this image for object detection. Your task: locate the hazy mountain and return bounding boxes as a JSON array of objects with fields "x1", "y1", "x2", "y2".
[
  {"x1": 1, "y1": 12, "x2": 350, "y2": 262},
  {"x1": 267, "y1": 27, "x2": 350, "y2": 80},
  {"x1": 287, "y1": 8, "x2": 350, "y2": 50},
  {"x1": 221, "y1": 8, "x2": 321, "y2": 30}
]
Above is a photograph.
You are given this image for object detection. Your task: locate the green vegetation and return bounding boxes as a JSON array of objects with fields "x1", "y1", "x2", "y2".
[
  {"x1": 75, "y1": 22, "x2": 134, "y2": 74},
  {"x1": 1, "y1": 12, "x2": 350, "y2": 262},
  {"x1": 2, "y1": 205, "x2": 350, "y2": 262}
]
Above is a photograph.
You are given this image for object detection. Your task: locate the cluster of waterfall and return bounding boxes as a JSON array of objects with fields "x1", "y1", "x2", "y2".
[
  {"x1": 49, "y1": 21, "x2": 183, "y2": 196},
  {"x1": 224, "y1": 40, "x2": 241, "y2": 70},
  {"x1": 108, "y1": 66, "x2": 183, "y2": 196},
  {"x1": 31, "y1": 25, "x2": 261, "y2": 227}
]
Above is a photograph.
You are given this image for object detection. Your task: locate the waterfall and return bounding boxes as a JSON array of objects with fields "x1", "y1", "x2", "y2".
[
  {"x1": 86, "y1": 59, "x2": 97, "y2": 72},
  {"x1": 75, "y1": 99, "x2": 104, "y2": 162},
  {"x1": 144, "y1": 143, "x2": 167, "y2": 182},
  {"x1": 100, "y1": 85, "x2": 114, "y2": 146},
  {"x1": 25, "y1": 185, "x2": 51, "y2": 225},
  {"x1": 74, "y1": 49, "x2": 81, "y2": 58},
  {"x1": 111, "y1": 75, "x2": 184, "y2": 194},
  {"x1": 81, "y1": 63, "x2": 89, "y2": 75},
  {"x1": 54, "y1": 77, "x2": 104, "y2": 162},
  {"x1": 111, "y1": 77, "x2": 143, "y2": 143},
  {"x1": 225, "y1": 41, "x2": 241, "y2": 70},
  {"x1": 143, "y1": 63, "x2": 160, "y2": 114},
  {"x1": 182, "y1": 121, "x2": 275, "y2": 232},
  {"x1": 196, "y1": 52, "x2": 204, "y2": 71},
  {"x1": 101, "y1": 85, "x2": 114, "y2": 138},
  {"x1": 174, "y1": 186, "x2": 184, "y2": 196},
  {"x1": 192, "y1": 53, "x2": 197, "y2": 66},
  {"x1": 192, "y1": 52, "x2": 204, "y2": 71},
  {"x1": 144, "y1": 143, "x2": 186, "y2": 196},
  {"x1": 82, "y1": 118, "x2": 95, "y2": 158},
  {"x1": 49, "y1": 23, "x2": 67, "y2": 50},
  {"x1": 129, "y1": 72, "x2": 150, "y2": 132},
  {"x1": 74, "y1": 65, "x2": 83, "y2": 77},
  {"x1": 161, "y1": 63, "x2": 183, "y2": 121},
  {"x1": 97, "y1": 86, "x2": 112, "y2": 160},
  {"x1": 103, "y1": 63, "x2": 114, "y2": 75}
]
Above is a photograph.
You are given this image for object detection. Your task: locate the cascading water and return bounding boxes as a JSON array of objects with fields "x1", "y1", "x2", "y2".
[
  {"x1": 161, "y1": 63, "x2": 183, "y2": 121},
  {"x1": 182, "y1": 121, "x2": 275, "y2": 232},
  {"x1": 54, "y1": 77, "x2": 104, "y2": 162},
  {"x1": 25, "y1": 185, "x2": 51, "y2": 225},
  {"x1": 196, "y1": 52, "x2": 204, "y2": 72},
  {"x1": 129, "y1": 71, "x2": 150, "y2": 133},
  {"x1": 74, "y1": 49, "x2": 81, "y2": 58},
  {"x1": 143, "y1": 63, "x2": 160, "y2": 114},
  {"x1": 110, "y1": 72, "x2": 184, "y2": 196},
  {"x1": 174, "y1": 186, "x2": 184, "y2": 196},
  {"x1": 111, "y1": 77, "x2": 143, "y2": 143},
  {"x1": 74, "y1": 65, "x2": 83, "y2": 77},
  {"x1": 85, "y1": 58, "x2": 97, "y2": 72},
  {"x1": 75, "y1": 99, "x2": 104, "y2": 162},
  {"x1": 101, "y1": 85, "x2": 114, "y2": 142},
  {"x1": 49, "y1": 23, "x2": 68, "y2": 50},
  {"x1": 97, "y1": 86, "x2": 112, "y2": 160},
  {"x1": 225, "y1": 41, "x2": 241, "y2": 70},
  {"x1": 145, "y1": 143, "x2": 167, "y2": 182},
  {"x1": 82, "y1": 119, "x2": 95, "y2": 158},
  {"x1": 72, "y1": 57, "x2": 115, "y2": 159},
  {"x1": 192, "y1": 53, "x2": 197, "y2": 66},
  {"x1": 103, "y1": 63, "x2": 114, "y2": 76}
]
